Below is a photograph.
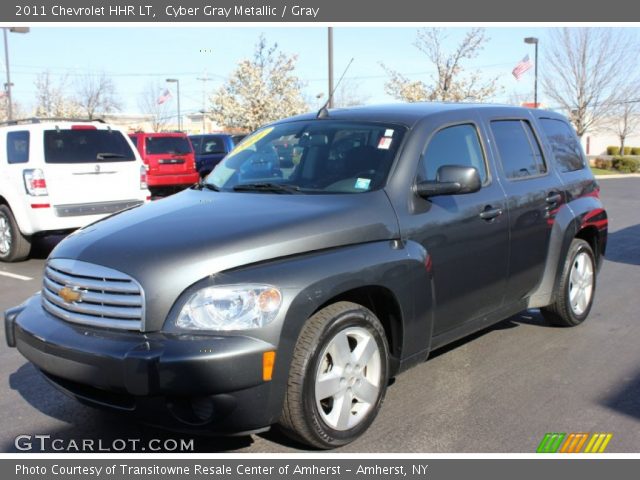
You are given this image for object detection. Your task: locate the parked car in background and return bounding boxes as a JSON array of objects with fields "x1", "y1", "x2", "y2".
[
  {"x1": 5, "y1": 104, "x2": 607, "y2": 448},
  {"x1": 0, "y1": 118, "x2": 149, "y2": 262},
  {"x1": 189, "y1": 133, "x2": 235, "y2": 177},
  {"x1": 231, "y1": 134, "x2": 247, "y2": 145},
  {"x1": 129, "y1": 132, "x2": 198, "y2": 196}
]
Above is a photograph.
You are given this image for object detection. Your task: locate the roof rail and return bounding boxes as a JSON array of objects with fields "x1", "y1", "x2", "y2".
[{"x1": 0, "y1": 117, "x2": 106, "y2": 126}]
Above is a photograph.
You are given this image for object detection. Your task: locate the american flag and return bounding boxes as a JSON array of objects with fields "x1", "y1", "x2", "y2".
[
  {"x1": 512, "y1": 55, "x2": 533, "y2": 81},
  {"x1": 157, "y1": 88, "x2": 172, "y2": 105}
]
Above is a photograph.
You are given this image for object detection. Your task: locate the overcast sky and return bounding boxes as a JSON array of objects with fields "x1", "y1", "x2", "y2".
[{"x1": 3, "y1": 26, "x2": 599, "y2": 116}]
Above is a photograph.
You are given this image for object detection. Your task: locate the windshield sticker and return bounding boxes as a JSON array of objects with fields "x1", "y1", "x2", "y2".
[
  {"x1": 355, "y1": 178, "x2": 371, "y2": 190},
  {"x1": 384, "y1": 129, "x2": 395, "y2": 137},
  {"x1": 225, "y1": 127, "x2": 274, "y2": 159},
  {"x1": 378, "y1": 137, "x2": 392, "y2": 150}
]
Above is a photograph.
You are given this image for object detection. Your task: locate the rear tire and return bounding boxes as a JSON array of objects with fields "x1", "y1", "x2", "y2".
[
  {"x1": 0, "y1": 205, "x2": 31, "y2": 262},
  {"x1": 541, "y1": 238, "x2": 596, "y2": 327},
  {"x1": 279, "y1": 301, "x2": 389, "y2": 449}
]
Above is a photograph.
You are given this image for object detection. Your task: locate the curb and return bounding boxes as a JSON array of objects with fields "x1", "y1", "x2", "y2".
[{"x1": 594, "y1": 174, "x2": 640, "y2": 179}]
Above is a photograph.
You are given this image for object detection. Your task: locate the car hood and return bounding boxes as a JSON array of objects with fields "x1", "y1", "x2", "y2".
[{"x1": 50, "y1": 188, "x2": 400, "y2": 330}]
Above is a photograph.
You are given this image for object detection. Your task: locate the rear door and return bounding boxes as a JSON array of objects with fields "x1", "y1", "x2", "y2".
[
  {"x1": 487, "y1": 115, "x2": 565, "y2": 301},
  {"x1": 144, "y1": 135, "x2": 195, "y2": 177},
  {"x1": 42, "y1": 126, "x2": 142, "y2": 204}
]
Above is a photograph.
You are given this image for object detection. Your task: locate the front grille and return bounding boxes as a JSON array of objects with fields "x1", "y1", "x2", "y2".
[
  {"x1": 54, "y1": 200, "x2": 143, "y2": 218},
  {"x1": 41, "y1": 259, "x2": 144, "y2": 331}
]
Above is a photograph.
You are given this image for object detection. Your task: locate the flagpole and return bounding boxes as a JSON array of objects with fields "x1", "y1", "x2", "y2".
[{"x1": 525, "y1": 37, "x2": 539, "y2": 107}]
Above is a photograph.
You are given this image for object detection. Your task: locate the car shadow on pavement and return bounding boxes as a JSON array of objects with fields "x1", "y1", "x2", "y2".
[
  {"x1": 603, "y1": 224, "x2": 640, "y2": 266},
  {"x1": 5, "y1": 363, "x2": 254, "y2": 452},
  {"x1": 29, "y1": 234, "x2": 69, "y2": 260},
  {"x1": 601, "y1": 368, "x2": 640, "y2": 421}
]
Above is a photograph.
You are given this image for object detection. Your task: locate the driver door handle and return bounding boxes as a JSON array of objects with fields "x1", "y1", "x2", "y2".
[{"x1": 479, "y1": 206, "x2": 504, "y2": 220}]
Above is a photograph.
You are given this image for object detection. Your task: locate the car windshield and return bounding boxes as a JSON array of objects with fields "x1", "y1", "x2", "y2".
[
  {"x1": 206, "y1": 121, "x2": 406, "y2": 194},
  {"x1": 44, "y1": 129, "x2": 136, "y2": 163},
  {"x1": 145, "y1": 136, "x2": 192, "y2": 155}
]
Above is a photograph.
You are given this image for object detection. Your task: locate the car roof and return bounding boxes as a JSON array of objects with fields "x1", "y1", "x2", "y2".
[
  {"x1": 274, "y1": 103, "x2": 566, "y2": 128},
  {"x1": 130, "y1": 132, "x2": 188, "y2": 137},
  {"x1": 189, "y1": 133, "x2": 231, "y2": 138}
]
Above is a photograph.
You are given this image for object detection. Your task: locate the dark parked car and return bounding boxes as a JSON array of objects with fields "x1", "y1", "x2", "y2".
[
  {"x1": 5, "y1": 103, "x2": 607, "y2": 449},
  {"x1": 189, "y1": 134, "x2": 236, "y2": 177}
]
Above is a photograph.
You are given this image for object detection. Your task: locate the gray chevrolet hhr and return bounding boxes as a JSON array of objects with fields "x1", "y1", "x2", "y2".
[{"x1": 5, "y1": 103, "x2": 607, "y2": 448}]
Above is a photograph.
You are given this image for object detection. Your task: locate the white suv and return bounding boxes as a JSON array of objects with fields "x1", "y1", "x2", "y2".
[{"x1": 0, "y1": 119, "x2": 150, "y2": 262}]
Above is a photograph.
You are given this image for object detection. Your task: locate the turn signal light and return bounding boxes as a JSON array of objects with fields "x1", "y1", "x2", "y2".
[{"x1": 263, "y1": 351, "x2": 276, "y2": 381}]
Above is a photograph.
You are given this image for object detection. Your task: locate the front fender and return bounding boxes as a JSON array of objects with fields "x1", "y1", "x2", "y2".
[{"x1": 201, "y1": 240, "x2": 434, "y2": 426}]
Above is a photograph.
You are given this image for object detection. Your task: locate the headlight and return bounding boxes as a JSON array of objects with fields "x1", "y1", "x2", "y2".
[{"x1": 176, "y1": 284, "x2": 282, "y2": 331}]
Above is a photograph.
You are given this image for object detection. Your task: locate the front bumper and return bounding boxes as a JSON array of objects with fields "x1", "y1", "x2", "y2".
[{"x1": 4, "y1": 295, "x2": 280, "y2": 434}]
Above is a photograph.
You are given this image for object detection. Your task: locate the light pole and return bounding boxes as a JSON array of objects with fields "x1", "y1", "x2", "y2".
[
  {"x1": 197, "y1": 72, "x2": 210, "y2": 133},
  {"x1": 524, "y1": 37, "x2": 539, "y2": 107},
  {"x1": 166, "y1": 78, "x2": 181, "y2": 131},
  {"x1": 3, "y1": 27, "x2": 29, "y2": 122}
]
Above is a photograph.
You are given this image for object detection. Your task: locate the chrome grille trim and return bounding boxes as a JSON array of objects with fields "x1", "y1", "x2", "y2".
[{"x1": 42, "y1": 259, "x2": 145, "y2": 331}]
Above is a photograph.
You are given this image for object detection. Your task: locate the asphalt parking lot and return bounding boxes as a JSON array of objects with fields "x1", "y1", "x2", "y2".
[{"x1": 0, "y1": 177, "x2": 639, "y2": 453}]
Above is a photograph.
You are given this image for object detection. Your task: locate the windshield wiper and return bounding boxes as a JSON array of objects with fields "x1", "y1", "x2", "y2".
[
  {"x1": 232, "y1": 182, "x2": 301, "y2": 194},
  {"x1": 96, "y1": 152, "x2": 127, "y2": 160}
]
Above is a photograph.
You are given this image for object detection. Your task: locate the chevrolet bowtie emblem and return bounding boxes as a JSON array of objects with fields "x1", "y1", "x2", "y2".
[{"x1": 59, "y1": 286, "x2": 82, "y2": 303}]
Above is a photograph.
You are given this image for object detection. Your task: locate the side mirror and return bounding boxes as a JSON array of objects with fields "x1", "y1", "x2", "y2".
[{"x1": 415, "y1": 165, "x2": 482, "y2": 198}]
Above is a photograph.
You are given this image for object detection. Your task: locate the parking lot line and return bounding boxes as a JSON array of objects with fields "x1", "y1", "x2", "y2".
[{"x1": 0, "y1": 271, "x2": 33, "y2": 281}]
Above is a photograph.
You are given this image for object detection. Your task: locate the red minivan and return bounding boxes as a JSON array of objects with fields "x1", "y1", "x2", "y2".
[{"x1": 129, "y1": 132, "x2": 199, "y2": 195}]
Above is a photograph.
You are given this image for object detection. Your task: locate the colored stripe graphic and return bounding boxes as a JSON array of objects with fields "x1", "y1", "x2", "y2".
[
  {"x1": 584, "y1": 433, "x2": 613, "y2": 453},
  {"x1": 537, "y1": 433, "x2": 566, "y2": 453},
  {"x1": 560, "y1": 433, "x2": 588, "y2": 453},
  {"x1": 538, "y1": 432, "x2": 613, "y2": 453}
]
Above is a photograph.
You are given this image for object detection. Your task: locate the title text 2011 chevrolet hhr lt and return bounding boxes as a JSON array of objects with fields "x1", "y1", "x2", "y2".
[{"x1": 4, "y1": 104, "x2": 607, "y2": 448}]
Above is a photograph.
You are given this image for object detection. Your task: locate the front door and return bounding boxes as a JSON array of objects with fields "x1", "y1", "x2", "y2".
[{"x1": 406, "y1": 117, "x2": 509, "y2": 335}]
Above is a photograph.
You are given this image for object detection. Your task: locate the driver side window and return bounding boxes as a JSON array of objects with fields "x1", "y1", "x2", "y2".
[{"x1": 421, "y1": 124, "x2": 487, "y2": 183}]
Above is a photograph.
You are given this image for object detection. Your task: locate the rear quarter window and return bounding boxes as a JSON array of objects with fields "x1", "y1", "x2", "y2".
[
  {"x1": 44, "y1": 129, "x2": 136, "y2": 164},
  {"x1": 539, "y1": 118, "x2": 586, "y2": 172},
  {"x1": 6, "y1": 131, "x2": 29, "y2": 164}
]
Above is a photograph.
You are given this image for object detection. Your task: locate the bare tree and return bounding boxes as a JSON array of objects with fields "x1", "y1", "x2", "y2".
[
  {"x1": 138, "y1": 81, "x2": 173, "y2": 132},
  {"x1": 381, "y1": 28, "x2": 500, "y2": 103},
  {"x1": 333, "y1": 78, "x2": 370, "y2": 108},
  {"x1": 209, "y1": 35, "x2": 307, "y2": 132},
  {"x1": 33, "y1": 71, "x2": 81, "y2": 118},
  {"x1": 610, "y1": 98, "x2": 640, "y2": 155},
  {"x1": 74, "y1": 72, "x2": 121, "y2": 120},
  {"x1": 543, "y1": 28, "x2": 639, "y2": 138}
]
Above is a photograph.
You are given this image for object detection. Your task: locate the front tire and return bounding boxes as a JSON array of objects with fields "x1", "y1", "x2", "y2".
[
  {"x1": 541, "y1": 238, "x2": 596, "y2": 327},
  {"x1": 279, "y1": 301, "x2": 389, "y2": 449},
  {"x1": 0, "y1": 205, "x2": 31, "y2": 262}
]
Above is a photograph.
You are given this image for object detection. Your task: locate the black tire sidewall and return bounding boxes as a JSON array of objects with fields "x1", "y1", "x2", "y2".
[
  {"x1": 561, "y1": 240, "x2": 596, "y2": 325},
  {"x1": 0, "y1": 206, "x2": 15, "y2": 261},
  {"x1": 301, "y1": 308, "x2": 389, "y2": 447}
]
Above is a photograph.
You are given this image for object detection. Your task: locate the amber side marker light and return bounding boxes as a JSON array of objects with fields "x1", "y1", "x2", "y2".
[{"x1": 263, "y1": 351, "x2": 276, "y2": 381}]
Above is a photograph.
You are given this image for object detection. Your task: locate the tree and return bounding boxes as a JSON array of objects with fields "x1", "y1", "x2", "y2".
[
  {"x1": 610, "y1": 98, "x2": 640, "y2": 155},
  {"x1": 381, "y1": 28, "x2": 500, "y2": 103},
  {"x1": 138, "y1": 80, "x2": 173, "y2": 132},
  {"x1": 209, "y1": 35, "x2": 307, "y2": 132},
  {"x1": 74, "y1": 72, "x2": 121, "y2": 119},
  {"x1": 33, "y1": 71, "x2": 81, "y2": 118},
  {"x1": 543, "y1": 28, "x2": 639, "y2": 138},
  {"x1": 0, "y1": 97, "x2": 24, "y2": 122},
  {"x1": 333, "y1": 78, "x2": 370, "y2": 108}
]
